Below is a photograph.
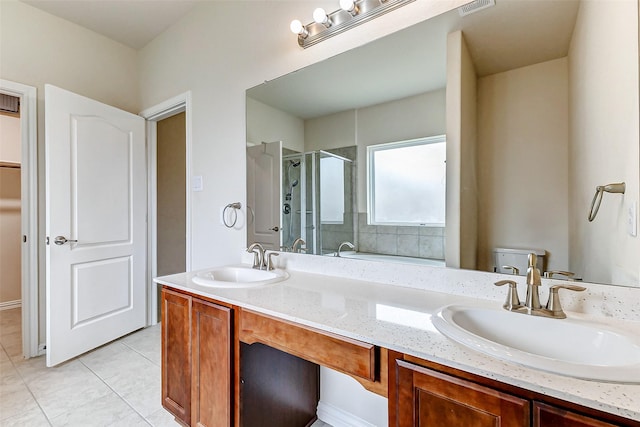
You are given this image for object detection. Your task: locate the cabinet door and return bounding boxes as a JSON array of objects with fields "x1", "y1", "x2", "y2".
[
  {"x1": 191, "y1": 298, "x2": 233, "y2": 427},
  {"x1": 162, "y1": 288, "x2": 192, "y2": 426},
  {"x1": 395, "y1": 360, "x2": 529, "y2": 427},
  {"x1": 534, "y1": 402, "x2": 627, "y2": 427}
]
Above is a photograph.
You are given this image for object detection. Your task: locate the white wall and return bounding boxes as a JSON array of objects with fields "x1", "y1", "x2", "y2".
[
  {"x1": 477, "y1": 58, "x2": 569, "y2": 274},
  {"x1": 569, "y1": 0, "x2": 640, "y2": 286},
  {"x1": 0, "y1": 0, "x2": 140, "y2": 343},
  {"x1": 137, "y1": 0, "x2": 469, "y2": 271}
]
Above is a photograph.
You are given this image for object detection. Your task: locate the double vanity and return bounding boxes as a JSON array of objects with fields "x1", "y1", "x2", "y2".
[{"x1": 154, "y1": 254, "x2": 640, "y2": 427}]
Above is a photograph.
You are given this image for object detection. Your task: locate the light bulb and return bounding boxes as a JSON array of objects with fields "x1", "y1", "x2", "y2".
[
  {"x1": 340, "y1": 0, "x2": 356, "y2": 12},
  {"x1": 313, "y1": 8, "x2": 331, "y2": 26},
  {"x1": 290, "y1": 19, "x2": 304, "y2": 34}
]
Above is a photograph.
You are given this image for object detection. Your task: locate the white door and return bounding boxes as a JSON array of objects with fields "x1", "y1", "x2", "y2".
[
  {"x1": 45, "y1": 85, "x2": 146, "y2": 367},
  {"x1": 246, "y1": 141, "x2": 281, "y2": 250}
]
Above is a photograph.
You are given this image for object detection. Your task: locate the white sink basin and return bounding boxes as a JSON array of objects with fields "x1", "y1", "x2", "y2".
[
  {"x1": 432, "y1": 304, "x2": 640, "y2": 383},
  {"x1": 192, "y1": 265, "x2": 288, "y2": 288}
]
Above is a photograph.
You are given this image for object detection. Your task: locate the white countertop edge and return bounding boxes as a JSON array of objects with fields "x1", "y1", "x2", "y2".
[{"x1": 154, "y1": 266, "x2": 640, "y2": 422}]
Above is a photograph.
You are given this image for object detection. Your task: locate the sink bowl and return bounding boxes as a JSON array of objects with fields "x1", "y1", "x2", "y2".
[
  {"x1": 192, "y1": 265, "x2": 288, "y2": 288},
  {"x1": 432, "y1": 304, "x2": 640, "y2": 383}
]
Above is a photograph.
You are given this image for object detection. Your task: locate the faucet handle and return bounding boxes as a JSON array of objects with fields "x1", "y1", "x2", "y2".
[
  {"x1": 544, "y1": 270, "x2": 576, "y2": 280},
  {"x1": 502, "y1": 265, "x2": 520, "y2": 275},
  {"x1": 545, "y1": 284, "x2": 586, "y2": 319},
  {"x1": 266, "y1": 252, "x2": 279, "y2": 271},
  {"x1": 494, "y1": 280, "x2": 522, "y2": 311}
]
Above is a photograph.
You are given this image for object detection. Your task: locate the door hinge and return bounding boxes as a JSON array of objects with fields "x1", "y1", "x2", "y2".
[
  {"x1": 46, "y1": 236, "x2": 50, "y2": 245},
  {"x1": 23, "y1": 235, "x2": 27, "y2": 243}
]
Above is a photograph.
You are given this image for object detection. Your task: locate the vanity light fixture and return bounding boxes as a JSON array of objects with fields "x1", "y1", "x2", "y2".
[{"x1": 290, "y1": 0, "x2": 416, "y2": 48}]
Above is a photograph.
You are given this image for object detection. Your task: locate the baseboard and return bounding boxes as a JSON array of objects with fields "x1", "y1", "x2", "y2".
[
  {"x1": 317, "y1": 401, "x2": 377, "y2": 427},
  {"x1": 0, "y1": 300, "x2": 21, "y2": 311}
]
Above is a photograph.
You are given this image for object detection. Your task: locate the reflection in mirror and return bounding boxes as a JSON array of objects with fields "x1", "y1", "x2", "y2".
[{"x1": 246, "y1": 0, "x2": 639, "y2": 287}]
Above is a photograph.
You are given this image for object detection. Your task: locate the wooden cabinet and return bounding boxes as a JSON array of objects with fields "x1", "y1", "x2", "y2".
[
  {"x1": 391, "y1": 356, "x2": 640, "y2": 427},
  {"x1": 394, "y1": 359, "x2": 529, "y2": 427},
  {"x1": 191, "y1": 298, "x2": 232, "y2": 427},
  {"x1": 162, "y1": 288, "x2": 192, "y2": 426},
  {"x1": 161, "y1": 288, "x2": 233, "y2": 427}
]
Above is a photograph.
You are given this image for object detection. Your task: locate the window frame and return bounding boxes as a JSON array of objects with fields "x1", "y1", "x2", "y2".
[{"x1": 366, "y1": 135, "x2": 446, "y2": 227}]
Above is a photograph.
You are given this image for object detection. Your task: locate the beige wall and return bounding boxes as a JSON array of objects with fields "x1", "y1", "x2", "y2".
[
  {"x1": 446, "y1": 31, "x2": 478, "y2": 270},
  {"x1": 477, "y1": 58, "x2": 569, "y2": 273},
  {"x1": 305, "y1": 110, "x2": 356, "y2": 152},
  {"x1": 0, "y1": 0, "x2": 140, "y2": 342},
  {"x1": 0, "y1": 114, "x2": 21, "y2": 163},
  {"x1": 0, "y1": 167, "x2": 21, "y2": 305},
  {"x1": 246, "y1": 98, "x2": 304, "y2": 153},
  {"x1": 569, "y1": 0, "x2": 640, "y2": 285}
]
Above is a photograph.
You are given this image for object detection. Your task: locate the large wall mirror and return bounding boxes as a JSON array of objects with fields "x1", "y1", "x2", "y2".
[{"x1": 246, "y1": 0, "x2": 640, "y2": 288}]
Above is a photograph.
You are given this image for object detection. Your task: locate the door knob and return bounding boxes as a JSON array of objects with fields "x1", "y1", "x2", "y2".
[
  {"x1": 54, "y1": 236, "x2": 78, "y2": 245},
  {"x1": 270, "y1": 226, "x2": 280, "y2": 232}
]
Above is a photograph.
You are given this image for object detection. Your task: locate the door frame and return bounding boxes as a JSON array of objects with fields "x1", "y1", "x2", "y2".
[
  {"x1": 0, "y1": 79, "x2": 39, "y2": 358},
  {"x1": 140, "y1": 91, "x2": 192, "y2": 325}
]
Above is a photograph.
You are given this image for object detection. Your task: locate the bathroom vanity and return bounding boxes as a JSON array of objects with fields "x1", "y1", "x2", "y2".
[{"x1": 155, "y1": 261, "x2": 640, "y2": 427}]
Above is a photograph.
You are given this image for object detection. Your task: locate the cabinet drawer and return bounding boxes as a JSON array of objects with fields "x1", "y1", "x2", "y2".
[
  {"x1": 534, "y1": 402, "x2": 627, "y2": 427},
  {"x1": 239, "y1": 309, "x2": 376, "y2": 381}
]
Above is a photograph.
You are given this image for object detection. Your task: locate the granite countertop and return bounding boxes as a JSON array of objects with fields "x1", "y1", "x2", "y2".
[{"x1": 154, "y1": 262, "x2": 640, "y2": 421}]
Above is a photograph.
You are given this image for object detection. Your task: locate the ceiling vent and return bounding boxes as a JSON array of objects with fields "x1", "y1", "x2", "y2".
[{"x1": 458, "y1": 0, "x2": 495, "y2": 16}]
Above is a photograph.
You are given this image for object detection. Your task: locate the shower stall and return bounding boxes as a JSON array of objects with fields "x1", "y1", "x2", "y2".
[{"x1": 281, "y1": 150, "x2": 355, "y2": 255}]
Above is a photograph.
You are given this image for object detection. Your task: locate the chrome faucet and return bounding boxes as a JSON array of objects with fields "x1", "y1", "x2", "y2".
[
  {"x1": 247, "y1": 243, "x2": 265, "y2": 270},
  {"x1": 291, "y1": 238, "x2": 306, "y2": 253},
  {"x1": 495, "y1": 252, "x2": 586, "y2": 319},
  {"x1": 335, "y1": 241, "x2": 355, "y2": 257}
]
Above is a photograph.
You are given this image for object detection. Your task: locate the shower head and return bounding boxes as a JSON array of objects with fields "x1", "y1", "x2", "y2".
[{"x1": 290, "y1": 179, "x2": 299, "y2": 188}]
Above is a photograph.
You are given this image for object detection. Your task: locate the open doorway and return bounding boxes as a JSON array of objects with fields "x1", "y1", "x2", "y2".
[
  {"x1": 0, "y1": 95, "x2": 23, "y2": 358},
  {"x1": 141, "y1": 92, "x2": 191, "y2": 325},
  {"x1": 155, "y1": 112, "x2": 186, "y2": 315},
  {"x1": 0, "y1": 80, "x2": 38, "y2": 359}
]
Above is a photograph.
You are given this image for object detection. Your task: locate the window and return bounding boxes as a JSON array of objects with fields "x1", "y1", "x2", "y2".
[
  {"x1": 367, "y1": 136, "x2": 446, "y2": 226},
  {"x1": 320, "y1": 156, "x2": 345, "y2": 224}
]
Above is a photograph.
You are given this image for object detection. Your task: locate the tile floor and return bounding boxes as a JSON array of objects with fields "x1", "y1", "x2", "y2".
[{"x1": 0, "y1": 308, "x2": 331, "y2": 427}]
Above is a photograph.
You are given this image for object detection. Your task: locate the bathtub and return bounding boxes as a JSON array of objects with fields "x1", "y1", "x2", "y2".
[{"x1": 332, "y1": 251, "x2": 445, "y2": 267}]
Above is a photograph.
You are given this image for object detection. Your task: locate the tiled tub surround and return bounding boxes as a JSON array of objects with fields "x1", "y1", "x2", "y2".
[
  {"x1": 155, "y1": 252, "x2": 640, "y2": 422},
  {"x1": 357, "y1": 213, "x2": 445, "y2": 260}
]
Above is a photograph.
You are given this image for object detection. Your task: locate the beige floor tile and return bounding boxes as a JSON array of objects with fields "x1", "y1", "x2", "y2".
[
  {"x1": 145, "y1": 408, "x2": 183, "y2": 427},
  {"x1": 35, "y1": 374, "x2": 113, "y2": 420},
  {"x1": 109, "y1": 412, "x2": 151, "y2": 426},
  {"x1": 104, "y1": 361, "x2": 161, "y2": 417},
  {"x1": 0, "y1": 381, "x2": 40, "y2": 421},
  {"x1": 49, "y1": 392, "x2": 139, "y2": 427},
  {"x1": 0, "y1": 406, "x2": 50, "y2": 427},
  {"x1": 23, "y1": 359, "x2": 97, "y2": 397},
  {"x1": 80, "y1": 341, "x2": 157, "y2": 381},
  {"x1": 121, "y1": 325, "x2": 161, "y2": 366}
]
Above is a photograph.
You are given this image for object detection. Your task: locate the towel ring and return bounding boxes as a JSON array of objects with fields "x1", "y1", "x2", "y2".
[
  {"x1": 223, "y1": 202, "x2": 242, "y2": 228},
  {"x1": 588, "y1": 183, "x2": 625, "y2": 222}
]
